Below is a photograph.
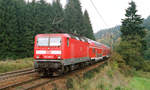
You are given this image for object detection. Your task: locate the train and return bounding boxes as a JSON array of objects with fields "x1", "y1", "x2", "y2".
[{"x1": 34, "y1": 33, "x2": 111, "y2": 76}]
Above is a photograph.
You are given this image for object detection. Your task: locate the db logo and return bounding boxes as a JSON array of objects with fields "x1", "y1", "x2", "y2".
[
  {"x1": 46, "y1": 51, "x2": 51, "y2": 54},
  {"x1": 44, "y1": 56, "x2": 53, "y2": 58}
]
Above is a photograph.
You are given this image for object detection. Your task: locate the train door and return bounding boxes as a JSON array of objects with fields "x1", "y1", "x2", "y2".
[
  {"x1": 92, "y1": 48, "x2": 96, "y2": 58},
  {"x1": 64, "y1": 37, "x2": 70, "y2": 59}
]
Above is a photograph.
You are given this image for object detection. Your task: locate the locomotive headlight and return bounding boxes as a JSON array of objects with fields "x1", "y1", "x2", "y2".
[
  {"x1": 36, "y1": 56, "x2": 39, "y2": 59},
  {"x1": 51, "y1": 50, "x2": 61, "y2": 54},
  {"x1": 57, "y1": 56, "x2": 61, "y2": 59}
]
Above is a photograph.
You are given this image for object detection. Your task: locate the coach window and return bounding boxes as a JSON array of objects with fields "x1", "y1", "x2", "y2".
[{"x1": 67, "y1": 38, "x2": 69, "y2": 47}]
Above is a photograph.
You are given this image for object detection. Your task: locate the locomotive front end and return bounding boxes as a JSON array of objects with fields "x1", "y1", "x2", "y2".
[
  {"x1": 34, "y1": 34, "x2": 64, "y2": 75},
  {"x1": 34, "y1": 36, "x2": 62, "y2": 60}
]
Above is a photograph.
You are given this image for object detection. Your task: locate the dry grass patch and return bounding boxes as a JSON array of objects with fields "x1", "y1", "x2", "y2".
[
  {"x1": 0, "y1": 58, "x2": 34, "y2": 73},
  {"x1": 71, "y1": 62, "x2": 130, "y2": 90}
]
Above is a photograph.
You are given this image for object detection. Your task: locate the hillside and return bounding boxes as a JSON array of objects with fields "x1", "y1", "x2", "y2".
[
  {"x1": 95, "y1": 15, "x2": 150, "y2": 42},
  {"x1": 94, "y1": 26, "x2": 121, "y2": 46},
  {"x1": 95, "y1": 15, "x2": 150, "y2": 60},
  {"x1": 95, "y1": 26, "x2": 120, "y2": 40}
]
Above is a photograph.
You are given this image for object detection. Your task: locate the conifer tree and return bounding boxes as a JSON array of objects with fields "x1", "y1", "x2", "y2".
[
  {"x1": 121, "y1": 1, "x2": 145, "y2": 38},
  {"x1": 0, "y1": 0, "x2": 96, "y2": 59},
  {"x1": 0, "y1": 0, "x2": 18, "y2": 59},
  {"x1": 34, "y1": 0, "x2": 50, "y2": 34},
  {"x1": 64, "y1": 0, "x2": 84, "y2": 35},
  {"x1": 51, "y1": 0, "x2": 64, "y2": 33},
  {"x1": 121, "y1": 1, "x2": 146, "y2": 52},
  {"x1": 14, "y1": 0, "x2": 28, "y2": 58},
  {"x1": 83, "y1": 10, "x2": 95, "y2": 40},
  {"x1": 118, "y1": 1, "x2": 147, "y2": 70},
  {"x1": 21, "y1": 0, "x2": 38, "y2": 57}
]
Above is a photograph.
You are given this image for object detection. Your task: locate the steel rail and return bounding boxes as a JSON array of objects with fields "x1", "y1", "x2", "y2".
[
  {"x1": 0, "y1": 68, "x2": 33, "y2": 77},
  {"x1": 0, "y1": 77, "x2": 41, "y2": 90},
  {"x1": 24, "y1": 79, "x2": 55, "y2": 90},
  {"x1": 0, "y1": 69, "x2": 35, "y2": 81}
]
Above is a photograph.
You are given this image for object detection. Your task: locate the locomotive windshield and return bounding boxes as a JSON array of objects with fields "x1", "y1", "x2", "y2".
[
  {"x1": 37, "y1": 37, "x2": 61, "y2": 46},
  {"x1": 37, "y1": 37, "x2": 49, "y2": 46},
  {"x1": 49, "y1": 37, "x2": 61, "y2": 46}
]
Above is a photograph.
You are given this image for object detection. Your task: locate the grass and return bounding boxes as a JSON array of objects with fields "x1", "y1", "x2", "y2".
[
  {"x1": 67, "y1": 64, "x2": 150, "y2": 90},
  {"x1": 68, "y1": 62, "x2": 130, "y2": 90},
  {"x1": 129, "y1": 77, "x2": 150, "y2": 90},
  {"x1": 65, "y1": 53, "x2": 150, "y2": 90},
  {"x1": 0, "y1": 58, "x2": 34, "y2": 73},
  {"x1": 1, "y1": 56, "x2": 150, "y2": 90}
]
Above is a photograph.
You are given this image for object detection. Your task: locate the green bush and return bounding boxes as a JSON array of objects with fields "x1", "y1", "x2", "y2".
[
  {"x1": 144, "y1": 48, "x2": 150, "y2": 60},
  {"x1": 107, "y1": 69, "x2": 113, "y2": 78},
  {"x1": 117, "y1": 38, "x2": 147, "y2": 71},
  {"x1": 83, "y1": 63, "x2": 107, "y2": 79},
  {"x1": 66, "y1": 78, "x2": 73, "y2": 89},
  {"x1": 83, "y1": 70, "x2": 95, "y2": 79}
]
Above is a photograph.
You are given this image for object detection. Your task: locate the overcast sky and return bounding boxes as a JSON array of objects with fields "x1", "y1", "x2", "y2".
[
  {"x1": 81, "y1": 0, "x2": 150, "y2": 33},
  {"x1": 28, "y1": 0, "x2": 150, "y2": 33},
  {"x1": 60, "y1": 0, "x2": 150, "y2": 33}
]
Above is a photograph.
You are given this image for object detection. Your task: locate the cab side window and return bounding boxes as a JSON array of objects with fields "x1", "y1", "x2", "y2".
[{"x1": 67, "y1": 38, "x2": 69, "y2": 47}]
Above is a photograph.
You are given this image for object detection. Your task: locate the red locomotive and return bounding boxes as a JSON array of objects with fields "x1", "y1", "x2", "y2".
[{"x1": 34, "y1": 33, "x2": 110, "y2": 76}]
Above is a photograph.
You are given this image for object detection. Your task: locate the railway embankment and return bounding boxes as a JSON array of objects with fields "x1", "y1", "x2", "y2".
[
  {"x1": 64, "y1": 53, "x2": 150, "y2": 90},
  {"x1": 0, "y1": 58, "x2": 33, "y2": 73},
  {"x1": 0, "y1": 59, "x2": 107, "y2": 90},
  {"x1": 0, "y1": 56, "x2": 150, "y2": 90},
  {"x1": 67, "y1": 64, "x2": 150, "y2": 90}
]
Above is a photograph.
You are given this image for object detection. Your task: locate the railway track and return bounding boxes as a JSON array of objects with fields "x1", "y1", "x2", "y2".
[
  {"x1": 0, "y1": 68, "x2": 35, "y2": 81},
  {"x1": 21, "y1": 78, "x2": 55, "y2": 90},
  {"x1": 0, "y1": 60, "x2": 108, "y2": 90},
  {"x1": 0, "y1": 73, "x2": 58, "y2": 90},
  {"x1": 23, "y1": 60, "x2": 108, "y2": 90},
  {"x1": 0, "y1": 77, "x2": 40, "y2": 90}
]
